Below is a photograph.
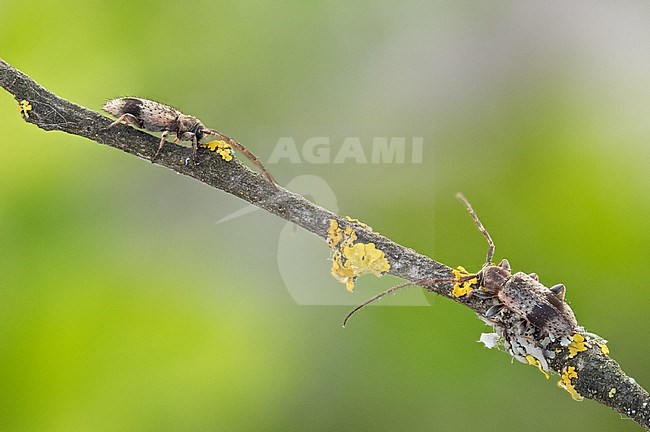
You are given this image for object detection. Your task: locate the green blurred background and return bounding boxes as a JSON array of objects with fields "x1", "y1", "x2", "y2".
[{"x1": 1, "y1": 1, "x2": 649, "y2": 431}]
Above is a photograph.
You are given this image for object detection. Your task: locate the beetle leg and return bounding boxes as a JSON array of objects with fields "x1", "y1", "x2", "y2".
[
  {"x1": 528, "y1": 272, "x2": 539, "y2": 281},
  {"x1": 191, "y1": 134, "x2": 199, "y2": 163},
  {"x1": 152, "y1": 130, "x2": 169, "y2": 163},
  {"x1": 107, "y1": 113, "x2": 143, "y2": 129},
  {"x1": 472, "y1": 289, "x2": 497, "y2": 299},
  {"x1": 485, "y1": 304, "x2": 504, "y2": 318},
  {"x1": 550, "y1": 283, "x2": 566, "y2": 301},
  {"x1": 498, "y1": 259, "x2": 510, "y2": 271}
]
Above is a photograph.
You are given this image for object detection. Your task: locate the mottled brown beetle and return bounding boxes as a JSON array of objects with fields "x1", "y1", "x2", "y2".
[
  {"x1": 455, "y1": 193, "x2": 578, "y2": 337},
  {"x1": 103, "y1": 97, "x2": 277, "y2": 187},
  {"x1": 344, "y1": 194, "x2": 579, "y2": 338}
]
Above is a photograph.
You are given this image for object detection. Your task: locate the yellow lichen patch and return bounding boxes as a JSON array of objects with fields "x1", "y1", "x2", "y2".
[
  {"x1": 327, "y1": 219, "x2": 343, "y2": 248},
  {"x1": 452, "y1": 279, "x2": 476, "y2": 298},
  {"x1": 330, "y1": 250, "x2": 357, "y2": 292},
  {"x1": 451, "y1": 266, "x2": 477, "y2": 298},
  {"x1": 342, "y1": 243, "x2": 390, "y2": 277},
  {"x1": 327, "y1": 220, "x2": 390, "y2": 292},
  {"x1": 203, "y1": 140, "x2": 221, "y2": 151},
  {"x1": 452, "y1": 266, "x2": 470, "y2": 279},
  {"x1": 343, "y1": 226, "x2": 357, "y2": 244},
  {"x1": 333, "y1": 243, "x2": 390, "y2": 292},
  {"x1": 19, "y1": 99, "x2": 32, "y2": 118},
  {"x1": 327, "y1": 220, "x2": 358, "y2": 248},
  {"x1": 216, "y1": 145, "x2": 233, "y2": 161},
  {"x1": 568, "y1": 333, "x2": 588, "y2": 358},
  {"x1": 344, "y1": 216, "x2": 373, "y2": 231},
  {"x1": 558, "y1": 366, "x2": 583, "y2": 401},
  {"x1": 525, "y1": 354, "x2": 549, "y2": 379},
  {"x1": 202, "y1": 140, "x2": 233, "y2": 161},
  {"x1": 598, "y1": 342, "x2": 609, "y2": 355},
  {"x1": 608, "y1": 388, "x2": 616, "y2": 398}
]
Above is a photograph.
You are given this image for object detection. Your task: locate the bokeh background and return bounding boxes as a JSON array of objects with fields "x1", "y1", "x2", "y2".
[{"x1": 1, "y1": 1, "x2": 649, "y2": 431}]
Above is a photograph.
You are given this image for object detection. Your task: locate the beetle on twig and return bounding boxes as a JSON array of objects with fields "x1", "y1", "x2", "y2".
[
  {"x1": 103, "y1": 97, "x2": 277, "y2": 188},
  {"x1": 344, "y1": 193, "x2": 579, "y2": 341}
]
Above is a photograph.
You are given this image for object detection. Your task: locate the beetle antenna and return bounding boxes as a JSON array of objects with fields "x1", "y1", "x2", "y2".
[
  {"x1": 455, "y1": 193, "x2": 495, "y2": 264},
  {"x1": 342, "y1": 277, "x2": 457, "y2": 327},
  {"x1": 202, "y1": 128, "x2": 279, "y2": 189},
  {"x1": 343, "y1": 282, "x2": 417, "y2": 327}
]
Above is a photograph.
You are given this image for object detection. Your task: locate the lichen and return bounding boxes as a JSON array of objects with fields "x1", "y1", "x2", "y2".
[
  {"x1": 479, "y1": 306, "x2": 556, "y2": 379},
  {"x1": 525, "y1": 354, "x2": 550, "y2": 379},
  {"x1": 330, "y1": 250, "x2": 358, "y2": 292},
  {"x1": 452, "y1": 266, "x2": 470, "y2": 279},
  {"x1": 598, "y1": 342, "x2": 609, "y2": 355},
  {"x1": 568, "y1": 333, "x2": 588, "y2": 358},
  {"x1": 558, "y1": 366, "x2": 583, "y2": 401},
  {"x1": 479, "y1": 332, "x2": 500, "y2": 349},
  {"x1": 19, "y1": 99, "x2": 32, "y2": 118},
  {"x1": 451, "y1": 266, "x2": 477, "y2": 298},
  {"x1": 327, "y1": 220, "x2": 344, "y2": 248},
  {"x1": 452, "y1": 279, "x2": 475, "y2": 298},
  {"x1": 201, "y1": 140, "x2": 233, "y2": 161},
  {"x1": 327, "y1": 219, "x2": 390, "y2": 292},
  {"x1": 345, "y1": 243, "x2": 390, "y2": 276},
  {"x1": 344, "y1": 216, "x2": 373, "y2": 231}
]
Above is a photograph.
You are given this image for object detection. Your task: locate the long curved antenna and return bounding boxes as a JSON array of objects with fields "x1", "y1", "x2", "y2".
[
  {"x1": 342, "y1": 281, "x2": 418, "y2": 327},
  {"x1": 202, "y1": 128, "x2": 279, "y2": 189},
  {"x1": 342, "y1": 277, "x2": 458, "y2": 327},
  {"x1": 455, "y1": 193, "x2": 495, "y2": 264}
]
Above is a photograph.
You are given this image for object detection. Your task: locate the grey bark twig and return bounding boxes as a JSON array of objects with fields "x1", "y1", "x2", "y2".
[{"x1": 1, "y1": 57, "x2": 648, "y2": 430}]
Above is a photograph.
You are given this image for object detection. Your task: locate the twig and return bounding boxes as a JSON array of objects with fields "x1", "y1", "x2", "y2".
[{"x1": 1, "y1": 57, "x2": 648, "y2": 430}]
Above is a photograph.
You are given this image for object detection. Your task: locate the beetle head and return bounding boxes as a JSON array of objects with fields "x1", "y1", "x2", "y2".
[
  {"x1": 193, "y1": 124, "x2": 205, "y2": 141},
  {"x1": 479, "y1": 260, "x2": 511, "y2": 291},
  {"x1": 176, "y1": 115, "x2": 203, "y2": 141}
]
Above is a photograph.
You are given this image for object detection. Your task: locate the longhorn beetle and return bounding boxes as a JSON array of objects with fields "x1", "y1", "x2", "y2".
[
  {"x1": 103, "y1": 97, "x2": 277, "y2": 188},
  {"x1": 344, "y1": 193, "x2": 579, "y2": 340}
]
